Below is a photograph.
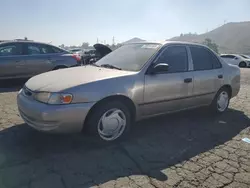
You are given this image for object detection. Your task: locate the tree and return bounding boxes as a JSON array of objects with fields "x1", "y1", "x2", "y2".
[
  {"x1": 59, "y1": 44, "x2": 65, "y2": 49},
  {"x1": 24, "y1": 37, "x2": 28, "y2": 40},
  {"x1": 202, "y1": 38, "x2": 219, "y2": 53},
  {"x1": 81, "y1": 42, "x2": 89, "y2": 48}
]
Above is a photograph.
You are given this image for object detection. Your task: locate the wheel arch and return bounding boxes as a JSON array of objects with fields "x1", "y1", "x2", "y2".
[
  {"x1": 239, "y1": 61, "x2": 246, "y2": 67},
  {"x1": 219, "y1": 85, "x2": 232, "y2": 98},
  {"x1": 83, "y1": 94, "x2": 137, "y2": 130}
]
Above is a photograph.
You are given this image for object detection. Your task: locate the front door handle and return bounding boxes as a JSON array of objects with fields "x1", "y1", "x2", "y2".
[
  {"x1": 184, "y1": 78, "x2": 192, "y2": 83},
  {"x1": 218, "y1": 74, "x2": 223, "y2": 79}
]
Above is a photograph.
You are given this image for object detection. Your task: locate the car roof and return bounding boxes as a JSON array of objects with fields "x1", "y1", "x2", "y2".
[
  {"x1": 124, "y1": 40, "x2": 208, "y2": 47},
  {"x1": 221, "y1": 54, "x2": 241, "y2": 56},
  {"x1": 0, "y1": 40, "x2": 56, "y2": 46}
]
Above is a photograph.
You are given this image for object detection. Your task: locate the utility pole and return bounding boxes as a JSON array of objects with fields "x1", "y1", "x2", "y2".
[{"x1": 112, "y1": 36, "x2": 115, "y2": 45}]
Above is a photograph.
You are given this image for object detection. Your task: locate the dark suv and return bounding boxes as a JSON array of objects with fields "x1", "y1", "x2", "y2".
[{"x1": 0, "y1": 41, "x2": 81, "y2": 80}]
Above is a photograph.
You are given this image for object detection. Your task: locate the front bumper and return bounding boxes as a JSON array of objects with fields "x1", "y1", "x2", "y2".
[{"x1": 17, "y1": 92, "x2": 95, "y2": 133}]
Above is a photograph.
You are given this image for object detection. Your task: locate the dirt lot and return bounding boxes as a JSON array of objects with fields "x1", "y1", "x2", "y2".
[{"x1": 0, "y1": 69, "x2": 250, "y2": 188}]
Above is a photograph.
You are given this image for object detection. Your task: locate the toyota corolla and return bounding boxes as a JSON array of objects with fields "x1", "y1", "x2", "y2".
[{"x1": 17, "y1": 41, "x2": 240, "y2": 141}]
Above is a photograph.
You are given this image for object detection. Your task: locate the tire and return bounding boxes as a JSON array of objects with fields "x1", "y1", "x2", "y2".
[
  {"x1": 210, "y1": 87, "x2": 230, "y2": 114},
  {"x1": 86, "y1": 101, "x2": 131, "y2": 142},
  {"x1": 239, "y1": 62, "x2": 247, "y2": 68}
]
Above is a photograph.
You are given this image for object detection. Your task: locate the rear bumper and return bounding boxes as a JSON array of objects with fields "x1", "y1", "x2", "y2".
[{"x1": 17, "y1": 92, "x2": 95, "y2": 133}]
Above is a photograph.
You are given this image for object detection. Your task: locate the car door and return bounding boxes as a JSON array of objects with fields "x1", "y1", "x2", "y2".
[
  {"x1": 227, "y1": 55, "x2": 238, "y2": 66},
  {"x1": 45, "y1": 45, "x2": 68, "y2": 67},
  {"x1": 0, "y1": 42, "x2": 25, "y2": 79},
  {"x1": 230, "y1": 55, "x2": 240, "y2": 66},
  {"x1": 22, "y1": 43, "x2": 54, "y2": 76},
  {"x1": 143, "y1": 45, "x2": 194, "y2": 116},
  {"x1": 221, "y1": 55, "x2": 236, "y2": 65},
  {"x1": 189, "y1": 45, "x2": 223, "y2": 106}
]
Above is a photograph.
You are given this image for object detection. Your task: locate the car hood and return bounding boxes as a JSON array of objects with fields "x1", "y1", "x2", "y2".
[
  {"x1": 25, "y1": 66, "x2": 136, "y2": 92},
  {"x1": 93, "y1": 43, "x2": 112, "y2": 57}
]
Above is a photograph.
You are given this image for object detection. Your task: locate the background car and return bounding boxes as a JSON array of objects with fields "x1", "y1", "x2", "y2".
[
  {"x1": 0, "y1": 41, "x2": 81, "y2": 80},
  {"x1": 69, "y1": 48, "x2": 84, "y2": 59},
  {"x1": 69, "y1": 48, "x2": 82, "y2": 54},
  {"x1": 17, "y1": 41, "x2": 240, "y2": 142},
  {"x1": 220, "y1": 54, "x2": 250, "y2": 67},
  {"x1": 82, "y1": 44, "x2": 112, "y2": 64}
]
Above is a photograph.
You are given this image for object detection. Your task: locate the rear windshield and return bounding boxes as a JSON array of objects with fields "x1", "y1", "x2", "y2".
[
  {"x1": 71, "y1": 49, "x2": 81, "y2": 52},
  {"x1": 96, "y1": 43, "x2": 161, "y2": 71}
]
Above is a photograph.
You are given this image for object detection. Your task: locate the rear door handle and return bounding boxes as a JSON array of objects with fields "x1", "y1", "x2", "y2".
[
  {"x1": 184, "y1": 78, "x2": 192, "y2": 83},
  {"x1": 218, "y1": 74, "x2": 223, "y2": 79}
]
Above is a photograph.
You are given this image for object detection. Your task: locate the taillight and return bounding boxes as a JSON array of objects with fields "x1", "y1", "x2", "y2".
[{"x1": 72, "y1": 54, "x2": 81, "y2": 62}]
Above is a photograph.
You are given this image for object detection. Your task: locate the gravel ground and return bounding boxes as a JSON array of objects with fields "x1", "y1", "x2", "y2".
[{"x1": 0, "y1": 69, "x2": 249, "y2": 188}]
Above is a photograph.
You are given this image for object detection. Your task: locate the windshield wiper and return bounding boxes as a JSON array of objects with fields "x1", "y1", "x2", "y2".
[
  {"x1": 91, "y1": 63, "x2": 100, "y2": 67},
  {"x1": 100, "y1": 64, "x2": 122, "y2": 70}
]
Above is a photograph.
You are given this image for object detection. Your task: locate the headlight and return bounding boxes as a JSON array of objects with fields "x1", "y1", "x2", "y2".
[
  {"x1": 33, "y1": 92, "x2": 73, "y2": 104},
  {"x1": 33, "y1": 92, "x2": 51, "y2": 103}
]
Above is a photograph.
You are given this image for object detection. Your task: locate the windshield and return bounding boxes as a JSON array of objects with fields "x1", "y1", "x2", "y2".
[
  {"x1": 95, "y1": 43, "x2": 161, "y2": 71},
  {"x1": 240, "y1": 55, "x2": 250, "y2": 59}
]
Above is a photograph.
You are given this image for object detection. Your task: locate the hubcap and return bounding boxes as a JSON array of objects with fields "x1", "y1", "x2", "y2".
[
  {"x1": 217, "y1": 91, "x2": 229, "y2": 112},
  {"x1": 98, "y1": 108, "x2": 126, "y2": 141}
]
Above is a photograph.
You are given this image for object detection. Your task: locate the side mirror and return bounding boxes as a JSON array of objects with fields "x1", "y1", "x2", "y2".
[{"x1": 150, "y1": 63, "x2": 169, "y2": 74}]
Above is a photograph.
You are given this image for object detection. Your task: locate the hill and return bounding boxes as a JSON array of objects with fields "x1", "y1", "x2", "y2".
[
  {"x1": 123, "y1": 37, "x2": 145, "y2": 44},
  {"x1": 169, "y1": 21, "x2": 250, "y2": 54}
]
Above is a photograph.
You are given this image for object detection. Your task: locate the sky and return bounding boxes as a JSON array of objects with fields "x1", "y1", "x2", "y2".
[{"x1": 1, "y1": 0, "x2": 250, "y2": 46}]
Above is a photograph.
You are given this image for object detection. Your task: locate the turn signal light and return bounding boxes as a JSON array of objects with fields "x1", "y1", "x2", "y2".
[{"x1": 60, "y1": 94, "x2": 73, "y2": 104}]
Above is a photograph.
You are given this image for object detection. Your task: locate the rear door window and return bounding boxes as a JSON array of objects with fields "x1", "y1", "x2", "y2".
[
  {"x1": 27, "y1": 44, "x2": 41, "y2": 55},
  {"x1": 51, "y1": 46, "x2": 65, "y2": 53},
  {"x1": 190, "y1": 46, "x2": 221, "y2": 70},
  {"x1": 221, "y1": 55, "x2": 235, "y2": 59},
  {"x1": 26, "y1": 43, "x2": 57, "y2": 55}
]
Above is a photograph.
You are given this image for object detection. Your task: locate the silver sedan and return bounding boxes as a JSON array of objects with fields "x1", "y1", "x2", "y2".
[{"x1": 17, "y1": 41, "x2": 240, "y2": 141}]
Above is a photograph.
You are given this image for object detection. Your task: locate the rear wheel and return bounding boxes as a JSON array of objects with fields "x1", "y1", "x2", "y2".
[
  {"x1": 86, "y1": 101, "x2": 131, "y2": 141},
  {"x1": 210, "y1": 87, "x2": 230, "y2": 114},
  {"x1": 239, "y1": 61, "x2": 247, "y2": 68}
]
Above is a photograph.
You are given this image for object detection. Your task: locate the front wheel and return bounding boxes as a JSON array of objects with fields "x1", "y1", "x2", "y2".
[
  {"x1": 210, "y1": 88, "x2": 230, "y2": 114},
  {"x1": 86, "y1": 101, "x2": 131, "y2": 141}
]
